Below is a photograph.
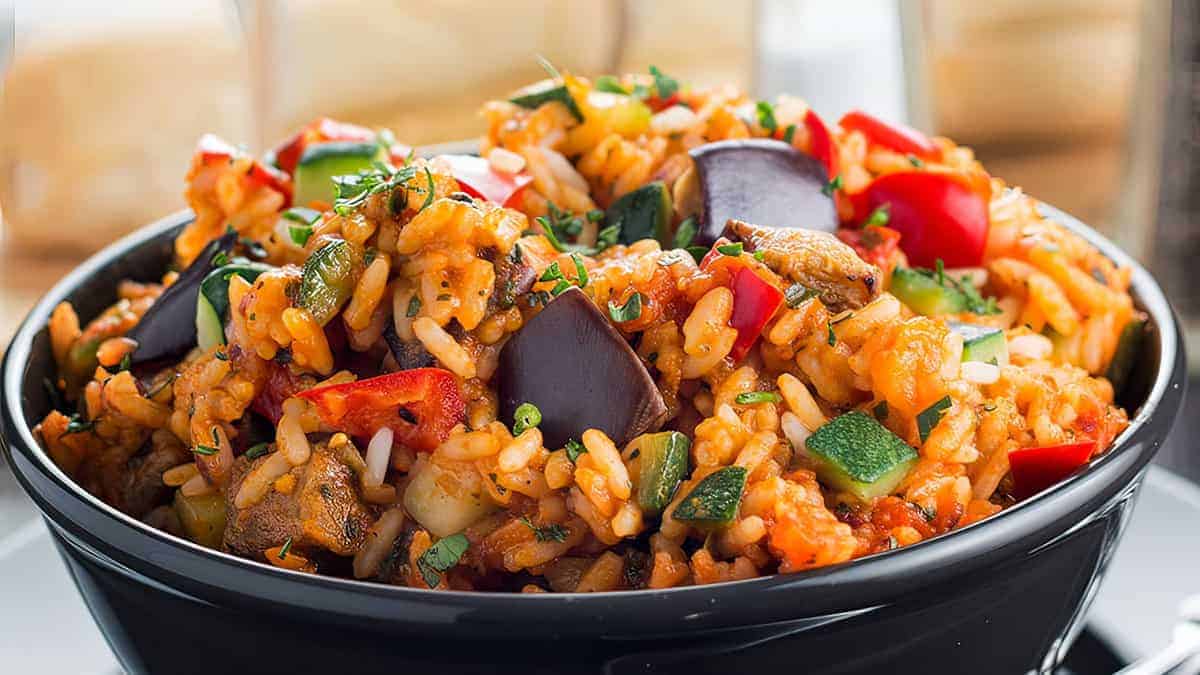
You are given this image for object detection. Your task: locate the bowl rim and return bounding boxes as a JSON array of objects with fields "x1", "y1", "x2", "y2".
[{"x1": 0, "y1": 204, "x2": 1186, "y2": 624}]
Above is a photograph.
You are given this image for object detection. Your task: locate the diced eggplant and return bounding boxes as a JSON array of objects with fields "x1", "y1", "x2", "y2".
[
  {"x1": 684, "y1": 139, "x2": 837, "y2": 246},
  {"x1": 383, "y1": 322, "x2": 436, "y2": 370},
  {"x1": 487, "y1": 242, "x2": 538, "y2": 313},
  {"x1": 727, "y1": 220, "x2": 880, "y2": 312},
  {"x1": 497, "y1": 287, "x2": 668, "y2": 448},
  {"x1": 127, "y1": 230, "x2": 238, "y2": 366}
]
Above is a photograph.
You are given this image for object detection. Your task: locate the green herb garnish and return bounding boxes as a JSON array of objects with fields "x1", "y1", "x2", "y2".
[
  {"x1": 570, "y1": 252, "x2": 589, "y2": 288},
  {"x1": 539, "y1": 262, "x2": 564, "y2": 283},
  {"x1": 753, "y1": 250, "x2": 766, "y2": 262},
  {"x1": 756, "y1": 100, "x2": 778, "y2": 135},
  {"x1": 716, "y1": 242, "x2": 743, "y2": 256},
  {"x1": 245, "y1": 443, "x2": 270, "y2": 460},
  {"x1": 416, "y1": 533, "x2": 469, "y2": 588},
  {"x1": 211, "y1": 251, "x2": 230, "y2": 267},
  {"x1": 117, "y1": 353, "x2": 132, "y2": 372},
  {"x1": 278, "y1": 537, "x2": 293, "y2": 560},
  {"x1": 550, "y1": 280, "x2": 571, "y2": 296},
  {"x1": 735, "y1": 391, "x2": 782, "y2": 405},
  {"x1": 60, "y1": 413, "x2": 95, "y2": 437},
  {"x1": 332, "y1": 164, "x2": 419, "y2": 216},
  {"x1": 586, "y1": 209, "x2": 605, "y2": 223},
  {"x1": 512, "y1": 402, "x2": 542, "y2": 436},
  {"x1": 608, "y1": 293, "x2": 643, "y2": 322},
  {"x1": 519, "y1": 517, "x2": 569, "y2": 543},
  {"x1": 827, "y1": 322, "x2": 837, "y2": 346},
  {"x1": 908, "y1": 154, "x2": 924, "y2": 168},
  {"x1": 865, "y1": 205, "x2": 890, "y2": 227},
  {"x1": 214, "y1": 351, "x2": 228, "y2": 361},
  {"x1": 594, "y1": 75, "x2": 628, "y2": 95},
  {"x1": 649, "y1": 65, "x2": 679, "y2": 99},
  {"x1": 406, "y1": 295, "x2": 422, "y2": 318},
  {"x1": 685, "y1": 245, "x2": 709, "y2": 263},
  {"x1": 565, "y1": 438, "x2": 587, "y2": 463},
  {"x1": 418, "y1": 168, "x2": 436, "y2": 212},
  {"x1": 785, "y1": 283, "x2": 818, "y2": 308},
  {"x1": 782, "y1": 124, "x2": 797, "y2": 144},
  {"x1": 194, "y1": 445, "x2": 219, "y2": 456},
  {"x1": 673, "y1": 217, "x2": 697, "y2": 249},
  {"x1": 822, "y1": 175, "x2": 844, "y2": 197}
]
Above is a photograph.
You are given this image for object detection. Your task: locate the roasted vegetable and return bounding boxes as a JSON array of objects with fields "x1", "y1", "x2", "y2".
[
  {"x1": 631, "y1": 431, "x2": 690, "y2": 515},
  {"x1": 299, "y1": 238, "x2": 358, "y2": 326},
  {"x1": 804, "y1": 411, "x2": 917, "y2": 501},
  {"x1": 672, "y1": 466, "x2": 747, "y2": 528}
]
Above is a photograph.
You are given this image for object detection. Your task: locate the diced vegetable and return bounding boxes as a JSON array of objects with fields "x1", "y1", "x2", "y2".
[
  {"x1": 672, "y1": 466, "x2": 747, "y2": 528},
  {"x1": 856, "y1": 171, "x2": 989, "y2": 268},
  {"x1": 437, "y1": 154, "x2": 533, "y2": 207},
  {"x1": 196, "y1": 133, "x2": 293, "y2": 204},
  {"x1": 415, "y1": 532, "x2": 471, "y2": 587},
  {"x1": 804, "y1": 411, "x2": 917, "y2": 501},
  {"x1": 294, "y1": 141, "x2": 385, "y2": 207},
  {"x1": 1106, "y1": 316, "x2": 1146, "y2": 396},
  {"x1": 838, "y1": 110, "x2": 943, "y2": 161},
  {"x1": 803, "y1": 108, "x2": 838, "y2": 177},
  {"x1": 889, "y1": 267, "x2": 968, "y2": 316},
  {"x1": 297, "y1": 368, "x2": 465, "y2": 451},
  {"x1": 195, "y1": 261, "x2": 275, "y2": 350},
  {"x1": 1008, "y1": 441, "x2": 1096, "y2": 500},
  {"x1": 174, "y1": 490, "x2": 227, "y2": 548},
  {"x1": 728, "y1": 267, "x2": 784, "y2": 361},
  {"x1": 608, "y1": 181, "x2": 673, "y2": 246},
  {"x1": 127, "y1": 230, "x2": 239, "y2": 366},
  {"x1": 950, "y1": 321, "x2": 1007, "y2": 365},
  {"x1": 404, "y1": 461, "x2": 497, "y2": 538},
  {"x1": 631, "y1": 431, "x2": 690, "y2": 515},
  {"x1": 916, "y1": 396, "x2": 952, "y2": 443},
  {"x1": 299, "y1": 239, "x2": 358, "y2": 326},
  {"x1": 508, "y1": 79, "x2": 584, "y2": 121}
]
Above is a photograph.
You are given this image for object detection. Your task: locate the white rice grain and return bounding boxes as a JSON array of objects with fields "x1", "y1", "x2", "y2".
[{"x1": 365, "y1": 427, "x2": 394, "y2": 488}]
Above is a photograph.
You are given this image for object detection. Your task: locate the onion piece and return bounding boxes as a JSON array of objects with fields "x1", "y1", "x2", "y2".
[{"x1": 961, "y1": 361, "x2": 1001, "y2": 385}]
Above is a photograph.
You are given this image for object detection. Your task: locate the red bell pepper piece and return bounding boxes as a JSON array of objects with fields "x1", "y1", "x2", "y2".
[
  {"x1": 856, "y1": 171, "x2": 989, "y2": 268},
  {"x1": 437, "y1": 154, "x2": 534, "y2": 207},
  {"x1": 195, "y1": 134, "x2": 293, "y2": 205},
  {"x1": 803, "y1": 108, "x2": 838, "y2": 178},
  {"x1": 728, "y1": 267, "x2": 785, "y2": 361},
  {"x1": 297, "y1": 368, "x2": 465, "y2": 451},
  {"x1": 1008, "y1": 441, "x2": 1096, "y2": 501},
  {"x1": 646, "y1": 93, "x2": 681, "y2": 113},
  {"x1": 839, "y1": 110, "x2": 942, "y2": 161}
]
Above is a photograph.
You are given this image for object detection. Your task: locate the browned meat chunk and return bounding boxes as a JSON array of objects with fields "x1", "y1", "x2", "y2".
[
  {"x1": 115, "y1": 429, "x2": 190, "y2": 517},
  {"x1": 727, "y1": 220, "x2": 881, "y2": 312},
  {"x1": 223, "y1": 444, "x2": 374, "y2": 558}
]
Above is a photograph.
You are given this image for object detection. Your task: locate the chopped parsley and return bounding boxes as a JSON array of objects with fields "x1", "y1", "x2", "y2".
[
  {"x1": 753, "y1": 250, "x2": 766, "y2": 262},
  {"x1": 755, "y1": 100, "x2": 778, "y2": 135},
  {"x1": 512, "y1": 402, "x2": 542, "y2": 436},
  {"x1": 916, "y1": 395, "x2": 953, "y2": 443},
  {"x1": 534, "y1": 201, "x2": 586, "y2": 253},
  {"x1": 594, "y1": 75, "x2": 628, "y2": 95},
  {"x1": 564, "y1": 438, "x2": 587, "y2": 463},
  {"x1": 214, "y1": 350, "x2": 228, "y2": 361},
  {"x1": 865, "y1": 204, "x2": 890, "y2": 227},
  {"x1": 596, "y1": 224, "x2": 620, "y2": 251},
  {"x1": 908, "y1": 154, "x2": 924, "y2": 168},
  {"x1": 672, "y1": 217, "x2": 697, "y2": 249},
  {"x1": 539, "y1": 262, "x2": 564, "y2": 283},
  {"x1": 905, "y1": 265, "x2": 1001, "y2": 316},
  {"x1": 550, "y1": 280, "x2": 571, "y2": 296},
  {"x1": 210, "y1": 250, "x2": 230, "y2": 267},
  {"x1": 784, "y1": 283, "x2": 818, "y2": 308},
  {"x1": 821, "y1": 175, "x2": 844, "y2": 197},
  {"x1": 60, "y1": 413, "x2": 95, "y2": 437},
  {"x1": 519, "y1": 517, "x2": 569, "y2": 543},
  {"x1": 685, "y1": 245, "x2": 709, "y2": 264},
  {"x1": 608, "y1": 293, "x2": 643, "y2": 322},
  {"x1": 278, "y1": 537, "x2": 293, "y2": 560},
  {"x1": 782, "y1": 124, "x2": 797, "y2": 144},
  {"x1": 332, "y1": 164, "x2": 420, "y2": 216},
  {"x1": 193, "y1": 445, "x2": 219, "y2": 456},
  {"x1": 735, "y1": 391, "x2": 782, "y2": 405},
  {"x1": 716, "y1": 242, "x2": 743, "y2": 256},
  {"x1": 416, "y1": 532, "x2": 469, "y2": 588},
  {"x1": 570, "y1": 252, "x2": 589, "y2": 288},
  {"x1": 586, "y1": 209, "x2": 605, "y2": 223},
  {"x1": 418, "y1": 168, "x2": 436, "y2": 213},
  {"x1": 649, "y1": 65, "x2": 679, "y2": 99},
  {"x1": 245, "y1": 442, "x2": 270, "y2": 460},
  {"x1": 406, "y1": 294, "x2": 422, "y2": 317},
  {"x1": 117, "y1": 353, "x2": 132, "y2": 372},
  {"x1": 827, "y1": 322, "x2": 837, "y2": 346}
]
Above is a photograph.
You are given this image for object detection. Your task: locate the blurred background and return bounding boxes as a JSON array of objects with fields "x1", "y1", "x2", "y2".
[{"x1": 0, "y1": 0, "x2": 1191, "y2": 447}]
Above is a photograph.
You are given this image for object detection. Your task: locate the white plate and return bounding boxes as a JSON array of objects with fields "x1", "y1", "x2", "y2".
[{"x1": 1, "y1": 467, "x2": 1197, "y2": 674}]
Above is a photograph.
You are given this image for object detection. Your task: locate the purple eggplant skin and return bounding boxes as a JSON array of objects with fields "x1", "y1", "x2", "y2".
[
  {"x1": 687, "y1": 138, "x2": 838, "y2": 246},
  {"x1": 126, "y1": 230, "x2": 238, "y2": 367},
  {"x1": 497, "y1": 287, "x2": 668, "y2": 449},
  {"x1": 383, "y1": 322, "x2": 436, "y2": 371}
]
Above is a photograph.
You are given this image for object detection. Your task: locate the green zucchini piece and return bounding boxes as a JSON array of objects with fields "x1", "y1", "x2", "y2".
[
  {"x1": 633, "y1": 431, "x2": 690, "y2": 515},
  {"x1": 804, "y1": 411, "x2": 918, "y2": 501},
  {"x1": 673, "y1": 466, "x2": 747, "y2": 528},
  {"x1": 294, "y1": 141, "x2": 385, "y2": 207},
  {"x1": 174, "y1": 490, "x2": 227, "y2": 549},
  {"x1": 916, "y1": 396, "x2": 952, "y2": 443},
  {"x1": 608, "y1": 181, "x2": 673, "y2": 246},
  {"x1": 300, "y1": 239, "x2": 358, "y2": 326},
  {"x1": 949, "y1": 321, "x2": 1007, "y2": 365},
  {"x1": 890, "y1": 267, "x2": 969, "y2": 316},
  {"x1": 1106, "y1": 316, "x2": 1146, "y2": 395},
  {"x1": 508, "y1": 79, "x2": 584, "y2": 122},
  {"x1": 194, "y1": 261, "x2": 274, "y2": 350}
]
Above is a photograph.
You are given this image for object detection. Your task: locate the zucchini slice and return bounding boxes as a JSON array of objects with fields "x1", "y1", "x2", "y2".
[
  {"x1": 608, "y1": 181, "x2": 673, "y2": 246},
  {"x1": 949, "y1": 321, "x2": 1007, "y2": 365},
  {"x1": 673, "y1": 466, "x2": 747, "y2": 528},
  {"x1": 299, "y1": 239, "x2": 358, "y2": 326},
  {"x1": 294, "y1": 141, "x2": 385, "y2": 207},
  {"x1": 889, "y1": 267, "x2": 968, "y2": 316},
  {"x1": 804, "y1": 411, "x2": 917, "y2": 501},
  {"x1": 508, "y1": 79, "x2": 584, "y2": 122},
  {"x1": 194, "y1": 261, "x2": 274, "y2": 350},
  {"x1": 631, "y1": 431, "x2": 690, "y2": 515}
]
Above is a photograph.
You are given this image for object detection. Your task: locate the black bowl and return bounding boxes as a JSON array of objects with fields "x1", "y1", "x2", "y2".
[{"x1": 1, "y1": 207, "x2": 1186, "y2": 675}]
